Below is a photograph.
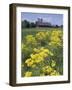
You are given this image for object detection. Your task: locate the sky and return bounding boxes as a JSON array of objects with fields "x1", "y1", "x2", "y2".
[{"x1": 21, "y1": 12, "x2": 63, "y2": 26}]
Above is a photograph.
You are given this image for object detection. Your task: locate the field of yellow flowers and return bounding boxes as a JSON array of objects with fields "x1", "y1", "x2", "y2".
[{"x1": 21, "y1": 28, "x2": 63, "y2": 77}]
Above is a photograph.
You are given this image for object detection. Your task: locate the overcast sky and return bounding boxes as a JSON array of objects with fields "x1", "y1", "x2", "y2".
[{"x1": 21, "y1": 12, "x2": 63, "y2": 26}]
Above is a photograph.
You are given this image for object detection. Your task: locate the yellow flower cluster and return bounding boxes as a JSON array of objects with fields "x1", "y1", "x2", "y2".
[
  {"x1": 36, "y1": 32, "x2": 46, "y2": 41},
  {"x1": 42, "y1": 66, "x2": 53, "y2": 74},
  {"x1": 33, "y1": 47, "x2": 53, "y2": 56},
  {"x1": 49, "y1": 30, "x2": 62, "y2": 46},
  {"x1": 22, "y1": 30, "x2": 63, "y2": 77},
  {"x1": 51, "y1": 60, "x2": 56, "y2": 67},
  {"x1": 25, "y1": 47, "x2": 53, "y2": 67},
  {"x1": 50, "y1": 70, "x2": 60, "y2": 76},
  {"x1": 24, "y1": 71, "x2": 32, "y2": 77},
  {"x1": 25, "y1": 58, "x2": 34, "y2": 67},
  {"x1": 42, "y1": 65, "x2": 60, "y2": 76},
  {"x1": 25, "y1": 35, "x2": 37, "y2": 45}
]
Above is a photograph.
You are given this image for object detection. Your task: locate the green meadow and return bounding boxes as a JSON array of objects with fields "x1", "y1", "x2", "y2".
[{"x1": 21, "y1": 27, "x2": 63, "y2": 77}]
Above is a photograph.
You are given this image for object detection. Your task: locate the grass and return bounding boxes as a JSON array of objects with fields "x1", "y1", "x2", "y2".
[{"x1": 22, "y1": 27, "x2": 62, "y2": 40}]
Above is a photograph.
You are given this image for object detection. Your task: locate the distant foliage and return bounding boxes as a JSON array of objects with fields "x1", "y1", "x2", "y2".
[
  {"x1": 22, "y1": 20, "x2": 36, "y2": 28},
  {"x1": 22, "y1": 20, "x2": 63, "y2": 28}
]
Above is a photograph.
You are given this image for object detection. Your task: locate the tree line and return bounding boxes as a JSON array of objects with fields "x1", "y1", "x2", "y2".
[
  {"x1": 22, "y1": 20, "x2": 36, "y2": 28},
  {"x1": 22, "y1": 20, "x2": 63, "y2": 28}
]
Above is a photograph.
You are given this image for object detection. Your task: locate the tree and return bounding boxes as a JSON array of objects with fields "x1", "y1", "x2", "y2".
[
  {"x1": 60, "y1": 25, "x2": 63, "y2": 28},
  {"x1": 56, "y1": 25, "x2": 59, "y2": 28},
  {"x1": 30, "y1": 22, "x2": 36, "y2": 27},
  {"x1": 22, "y1": 20, "x2": 30, "y2": 28}
]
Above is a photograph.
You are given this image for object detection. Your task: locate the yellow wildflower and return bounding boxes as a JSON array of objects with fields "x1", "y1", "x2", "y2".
[
  {"x1": 31, "y1": 64, "x2": 36, "y2": 68},
  {"x1": 30, "y1": 54, "x2": 38, "y2": 60},
  {"x1": 51, "y1": 60, "x2": 56, "y2": 67},
  {"x1": 33, "y1": 48, "x2": 39, "y2": 53},
  {"x1": 36, "y1": 32, "x2": 46, "y2": 41},
  {"x1": 49, "y1": 30, "x2": 63, "y2": 46},
  {"x1": 46, "y1": 67, "x2": 53, "y2": 73},
  {"x1": 35, "y1": 59, "x2": 42, "y2": 63},
  {"x1": 25, "y1": 59, "x2": 34, "y2": 67},
  {"x1": 26, "y1": 35, "x2": 37, "y2": 45},
  {"x1": 50, "y1": 70, "x2": 60, "y2": 76},
  {"x1": 42, "y1": 66, "x2": 53, "y2": 74},
  {"x1": 25, "y1": 71, "x2": 32, "y2": 77},
  {"x1": 25, "y1": 59, "x2": 31, "y2": 63}
]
